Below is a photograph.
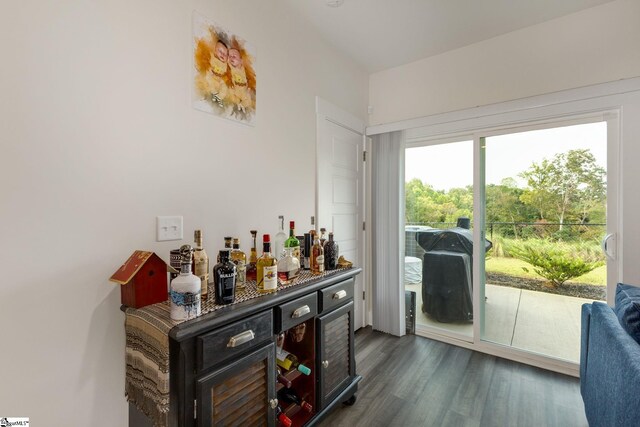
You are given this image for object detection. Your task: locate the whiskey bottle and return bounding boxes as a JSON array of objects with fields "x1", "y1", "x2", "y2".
[
  {"x1": 230, "y1": 238, "x2": 246, "y2": 291},
  {"x1": 275, "y1": 215, "x2": 287, "y2": 260},
  {"x1": 284, "y1": 221, "x2": 301, "y2": 265},
  {"x1": 277, "y1": 247, "x2": 300, "y2": 285},
  {"x1": 310, "y1": 231, "x2": 325, "y2": 275},
  {"x1": 246, "y1": 230, "x2": 258, "y2": 281},
  {"x1": 193, "y1": 230, "x2": 209, "y2": 301},
  {"x1": 256, "y1": 234, "x2": 278, "y2": 293},
  {"x1": 213, "y1": 249, "x2": 236, "y2": 305},
  {"x1": 170, "y1": 245, "x2": 201, "y2": 321},
  {"x1": 324, "y1": 232, "x2": 339, "y2": 271}
]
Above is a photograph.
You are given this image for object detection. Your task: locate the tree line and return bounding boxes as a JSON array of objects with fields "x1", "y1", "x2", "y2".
[{"x1": 406, "y1": 149, "x2": 606, "y2": 239}]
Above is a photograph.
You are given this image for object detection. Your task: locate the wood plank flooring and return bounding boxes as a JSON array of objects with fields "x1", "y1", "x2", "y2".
[{"x1": 319, "y1": 327, "x2": 587, "y2": 427}]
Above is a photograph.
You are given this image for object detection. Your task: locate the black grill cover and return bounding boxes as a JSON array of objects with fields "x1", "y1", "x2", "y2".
[{"x1": 422, "y1": 251, "x2": 472, "y2": 322}]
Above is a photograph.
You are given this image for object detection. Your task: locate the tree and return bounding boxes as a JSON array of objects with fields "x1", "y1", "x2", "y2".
[
  {"x1": 486, "y1": 179, "x2": 536, "y2": 237},
  {"x1": 519, "y1": 149, "x2": 605, "y2": 230}
]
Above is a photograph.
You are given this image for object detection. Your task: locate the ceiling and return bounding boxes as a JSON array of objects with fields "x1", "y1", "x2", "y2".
[{"x1": 282, "y1": 0, "x2": 616, "y2": 73}]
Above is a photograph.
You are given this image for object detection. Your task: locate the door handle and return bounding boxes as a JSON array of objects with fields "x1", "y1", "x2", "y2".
[
  {"x1": 292, "y1": 305, "x2": 311, "y2": 318},
  {"x1": 601, "y1": 233, "x2": 616, "y2": 260}
]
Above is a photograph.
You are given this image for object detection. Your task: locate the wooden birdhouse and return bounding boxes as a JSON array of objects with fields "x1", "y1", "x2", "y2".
[{"x1": 109, "y1": 250, "x2": 168, "y2": 309}]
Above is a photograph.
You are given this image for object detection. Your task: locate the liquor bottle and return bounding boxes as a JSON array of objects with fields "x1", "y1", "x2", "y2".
[
  {"x1": 276, "y1": 404, "x2": 292, "y2": 427},
  {"x1": 284, "y1": 221, "x2": 301, "y2": 265},
  {"x1": 276, "y1": 347, "x2": 311, "y2": 375},
  {"x1": 310, "y1": 231, "x2": 325, "y2": 276},
  {"x1": 275, "y1": 215, "x2": 287, "y2": 260},
  {"x1": 230, "y1": 238, "x2": 246, "y2": 291},
  {"x1": 170, "y1": 245, "x2": 201, "y2": 321},
  {"x1": 277, "y1": 247, "x2": 300, "y2": 285},
  {"x1": 319, "y1": 227, "x2": 327, "y2": 247},
  {"x1": 324, "y1": 232, "x2": 339, "y2": 271},
  {"x1": 303, "y1": 233, "x2": 312, "y2": 270},
  {"x1": 213, "y1": 249, "x2": 236, "y2": 305},
  {"x1": 277, "y1": 388, "x2": 313, "y2": 413},
  {"x1": 246, "y1": 230, "x2": 258, "y2": 281},
  {"x1": 193, "y1": 230, "x2": 210, "y2": 301},
  {"x1": 256, "y1": 234, "x2": 278, "y2": 293},
  {"x1": 217, "y1": 236, "x2": 233, "y2": 263}
]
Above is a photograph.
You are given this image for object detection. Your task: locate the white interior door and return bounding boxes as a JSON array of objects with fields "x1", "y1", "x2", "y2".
[{"x1": 316, "y1": 100, "x2": 365, "y2": 330}]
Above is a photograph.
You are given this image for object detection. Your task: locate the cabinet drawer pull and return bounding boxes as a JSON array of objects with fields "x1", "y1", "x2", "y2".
[
  {"x1": 269, "y1": 398, "x2": 279, "y2": 409},
  {"x1": 292, "y1": 305, "x2": 311, "y2": 318},
  {"x1": 322, "y1": 360, "x2": 329, "y2": 369},
  {"x1": 333, "y1": 290, "x2": 347, "y2": 300},
  {"x1": 227, "y1": 330, "x2": 255, "y2": 348}
]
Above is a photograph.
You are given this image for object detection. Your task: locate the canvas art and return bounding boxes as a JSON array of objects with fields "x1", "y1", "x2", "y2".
[{"x1": 192, "y1": 12, "x2": 256, "y2": 125}]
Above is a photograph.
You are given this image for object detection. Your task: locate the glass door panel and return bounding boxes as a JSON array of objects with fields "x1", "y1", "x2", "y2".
[
  {"x1": 404, "y1": 139, "x2": 474, "y2": 341},
  {"x1": 480, "y1": 122, "x2": 608, "y2": 362}
]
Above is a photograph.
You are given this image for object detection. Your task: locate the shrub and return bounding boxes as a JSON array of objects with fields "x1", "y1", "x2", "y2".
[{"x1": 506, "y1": 239, "x2": 605, "y2": 286}]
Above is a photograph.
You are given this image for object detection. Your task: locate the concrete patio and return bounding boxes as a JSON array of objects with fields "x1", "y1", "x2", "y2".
[{"x1": 405, "y1": 282, "x2": 599, "y2": 363}]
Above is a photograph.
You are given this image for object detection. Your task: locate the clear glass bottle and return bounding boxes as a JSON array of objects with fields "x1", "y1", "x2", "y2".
[
  {"x1": 170, "y1": 245, "x2": 201, "y2": 321},
  {"x1": 193, "y1": 230, "x2": 209, "y2": 301},
  {"x1": 275, "y1": 215, "x2": 287, "y2": 260},
  {"x1": 230, "y1": 238, "x2": 246, "y2": 291},
  {"x1": 256, "y1": 234, "x2": 278, "y2": 293},
  {"x1": 277, "y1": 247, "x2": 300, "y2": 285},
  {"x1": 310, "y1": 231, "x2": 325, "y2": 275},
  {"x1": 284, "y1": 221, "x2": 301, "y2": 266},
  {"x1": 213, "y1": 249, "x2": 236, "y2": 305},
  {"x1": 324, "y1": 232, "x2": 339, "y2": 271},
  {"x1": 246, "y1": 230, "x2": 258, "y2": 281}
]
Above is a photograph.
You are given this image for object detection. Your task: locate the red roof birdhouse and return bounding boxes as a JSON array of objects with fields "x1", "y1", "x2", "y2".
[{"x1": 109, "y1": 250, "x2": 168, "y2": 309}]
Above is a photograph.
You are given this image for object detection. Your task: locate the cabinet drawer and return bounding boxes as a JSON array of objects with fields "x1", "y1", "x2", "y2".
[
  {"x1": 196, "y1": 310, "x2": 273, "y2": 372},
  {"x1": 318, "y1": 278, "x2": 354, "y2": 313},
  {"x1": 275, "y1": 292, "x2": 318, "y2": 332}
]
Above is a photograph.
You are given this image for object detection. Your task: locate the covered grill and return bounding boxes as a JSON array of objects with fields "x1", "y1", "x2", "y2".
[{"x1": 416, "y1": 225, "x2": 492, "y2": 323}]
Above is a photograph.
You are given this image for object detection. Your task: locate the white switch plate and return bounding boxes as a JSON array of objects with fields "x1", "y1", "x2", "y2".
[{"x1": 157, "y1": 216, "x2": 183, "y2": 241}]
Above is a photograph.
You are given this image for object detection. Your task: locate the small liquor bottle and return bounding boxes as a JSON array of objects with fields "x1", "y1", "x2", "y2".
[
  {"x1": 246, "y1": 230, "x2": 258, "y2": 281},
  {"x1": 277, "y1": 247, "x2": 300, "y2": 285},
  {"x1": 303, "y1": 233, "x2": 312, "y2": 270},
  {"x1": 213, "y1": 249, "x2": 236, "y2": 305},
  {"x1": 310, "y1": 231, "x2": 325, "y2": 276},
  {"x1": 193, "y1": 230, "x2": 209, "y2": 301},
  {"x1": 319, "y1": 227, "x2": 327, "y2": 247},
  {"x1": 230, "y1": 238, "x2": 246, "y2": 291},
  {"x1": 275, "y1": 215, "x2": 287, "y2": 260},
  {"x1": 324, "y1": 232, "x2": 339, "y2": 271},
  {"x1": 256, "y1": 234, "x2": 278, "y2": 293},
  {"x1": 170, "y1": 245, "x2": 201, "y2": 321},
  {"x1": 284, "y1": 221, "x2": 301, "y2": 265}
]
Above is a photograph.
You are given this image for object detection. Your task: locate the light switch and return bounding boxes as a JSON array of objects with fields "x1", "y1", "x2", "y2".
[{"x1": 157, "y1": 216, "x2": 183, "y2": 241}]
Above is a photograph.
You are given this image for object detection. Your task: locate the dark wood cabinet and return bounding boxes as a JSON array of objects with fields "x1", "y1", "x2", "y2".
[{"x1": 130, "y1": 268, "x2": 361, "y2": 427}]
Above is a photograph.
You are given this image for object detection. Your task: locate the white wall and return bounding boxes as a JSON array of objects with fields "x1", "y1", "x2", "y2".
[
  {"x1": 369, "y1": 0, "x2": 640, "y2": 125},
  {"x1": 0, "y1": 0, "x2": 367, "y2": 425}
]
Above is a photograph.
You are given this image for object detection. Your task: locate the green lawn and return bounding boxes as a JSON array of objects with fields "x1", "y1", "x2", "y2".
[{"x1": 485, "y1": 256, "x2": 606, "y2": 286}]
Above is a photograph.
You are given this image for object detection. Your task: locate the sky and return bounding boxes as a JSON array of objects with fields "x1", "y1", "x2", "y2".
[{"x1": 404, "y1": 122, "x2": 607, "y2": 190}]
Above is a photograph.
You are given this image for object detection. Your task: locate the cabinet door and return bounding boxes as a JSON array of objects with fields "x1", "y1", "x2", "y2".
[
  {"x1": 316, "y1": 300, "x2": 355, "y2": 410},
  {"x1": 196, "y1": 342, "x2": 276, "y2": 427}
]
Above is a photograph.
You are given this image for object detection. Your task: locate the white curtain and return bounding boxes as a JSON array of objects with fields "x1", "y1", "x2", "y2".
[{"x1": 371, "y1": 131, "x2": 405, "y2": 336}]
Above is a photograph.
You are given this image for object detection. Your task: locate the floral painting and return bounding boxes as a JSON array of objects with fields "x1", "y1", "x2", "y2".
[{"x1": 192, "y1": 13, "x2": 256, "y2": 125}]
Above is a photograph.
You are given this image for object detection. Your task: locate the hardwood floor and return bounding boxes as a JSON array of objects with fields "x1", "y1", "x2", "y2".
[{"x1": 320, "y1": 327, "x2": 587, "y2": 427}]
